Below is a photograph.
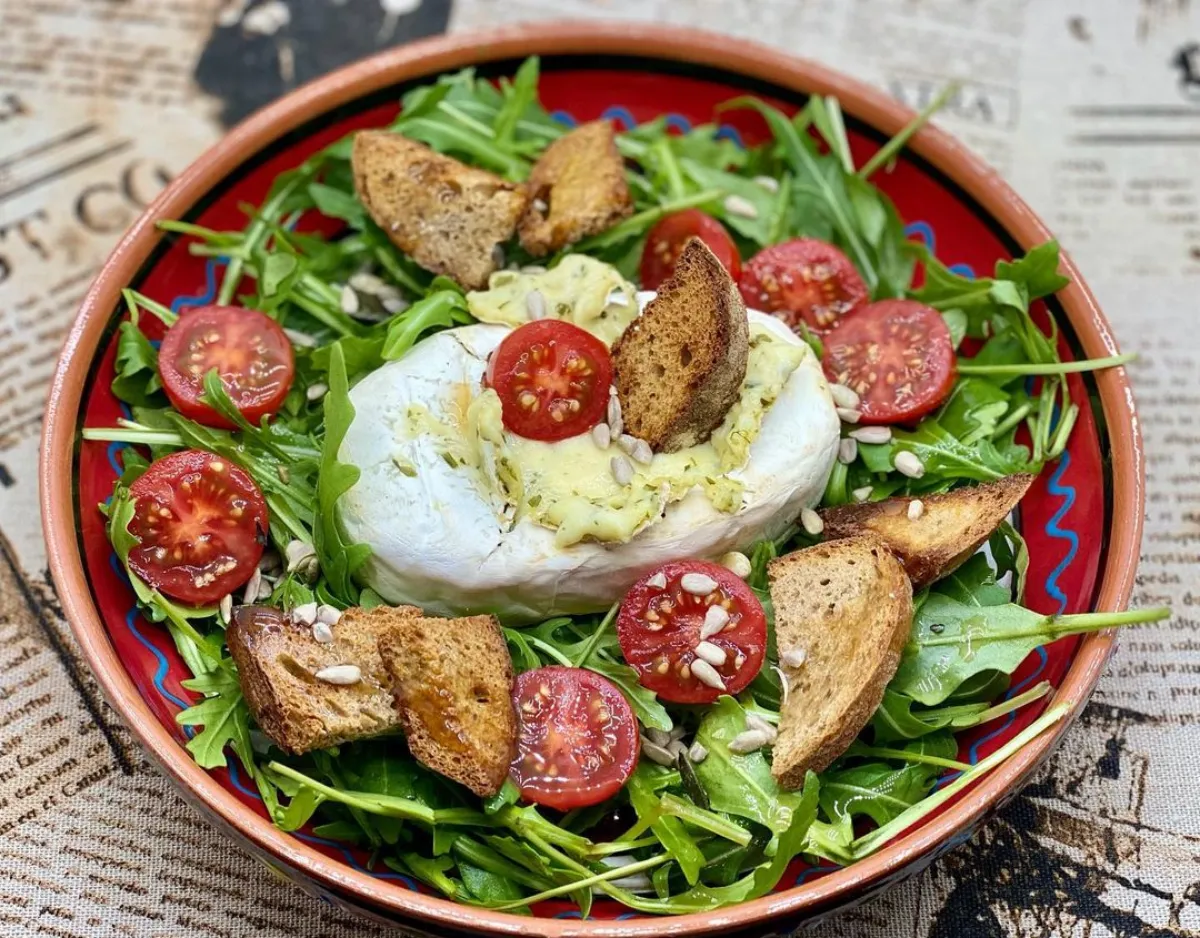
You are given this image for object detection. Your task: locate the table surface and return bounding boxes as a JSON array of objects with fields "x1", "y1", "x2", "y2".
[{"x1": 1, "y1": 1, "x2": 1198, "y2": 936}]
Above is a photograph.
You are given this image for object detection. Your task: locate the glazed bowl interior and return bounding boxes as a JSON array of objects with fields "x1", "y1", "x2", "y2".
[{"x1": 41, "y1": 23, "x2": 1141, "y2": 937}]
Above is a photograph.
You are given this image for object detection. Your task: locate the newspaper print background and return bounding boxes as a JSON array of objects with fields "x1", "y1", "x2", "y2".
[{"x1": 1, "y1": 1, "x2": 1198, "y2": 935}]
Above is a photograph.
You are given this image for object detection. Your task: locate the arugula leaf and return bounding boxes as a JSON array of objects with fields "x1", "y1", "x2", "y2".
[
  {"x1": 111, "y1": 318, "x2": 163, "y2": 406},
  {"x1": 857, "y1": 417, "x2": 1032, "y2": 488},
  {"x1": 313, "y1": 344, "x2": 371, "y2": 604},
  {"x1": 693, "y1": 696, "x2": 796, "y2": 833},
  {"x1": 892, "y1": 594, "x2": 1169, "y2": 705},
  {"x1": 627, "y1": 766, "x2": 705, "y2": 886},
  {"x1": 818, "y1": 735, "x2": 956, "y2": 826},
  {"x1": 381, "y1": 290, "x2": 471, "y2": 361},
  {"x1": 176, "y1": 667, "x2": 252, "y2": 769}
]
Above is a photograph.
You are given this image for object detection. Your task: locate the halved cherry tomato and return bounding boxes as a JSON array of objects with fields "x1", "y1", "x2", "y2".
[
  {"x1": 158, "y1": 304, "x2": 295, "y2": 429},
  {"x1": 822, "y1": 299, "x2": 956, "y2": 425},
  {"x1": 617, "y1": 560, "x2": 766, "y2": 705},
  {"x1": 639, "y1": 210, "x2": 742, "y2": 290},
  {"x1": 510, "y1": 666, "x2": 640, "y2": 811},
  {"x1": 126, "y1": 449, "x2": 268, "y2": 606},
  {"x1": 486, "y1": 319, "x2": 612, "y2": 442},
  {"x1": 738, "y1": 238, "x2": 869, "y2": 334}
]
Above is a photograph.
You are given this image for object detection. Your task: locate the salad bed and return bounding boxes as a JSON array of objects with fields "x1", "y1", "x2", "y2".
[{"x1": 82, "y1": 59, "x2": 1164, "y2": 915}]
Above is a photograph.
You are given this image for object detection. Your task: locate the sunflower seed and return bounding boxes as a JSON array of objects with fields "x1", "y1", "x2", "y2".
[
  {"x1": 719, "y1": 551, "x2": 752, "y2": 578},
  {"x1": 668, "y1": 738, "x2": 688, "y2": 757},
  {"x1": 605, "y1": 288, "x2": 630, "y2": 307},
  {"x1": 532, "y1": 197, "x2": 549, "y2": 213},
  {"x1": 219, "y1": 594, "x2": 233, "y2": 625},
  {"x1": 241, "y1": 567, "x2": 263, "y2": 605},
  {"x1": 895, "y1": 451, "x2": 926, "y2": 479},
  {"x1": 727, "y1": 729, "x2": 770, "y2": 754},
  {"x1": 908, "y1": 499, "x2": 925, "y2": 521},
  {"x1": 680, "y1": 572, "x2": 719, "y2": 596},
  {"x1": 315, "y1": 664, "x2": 361, "y2": 686},
  {"x1": 745, "y1": 713, "x2": 778, "y2": 743},
  {"x1": 836, "y1": 407, "x2": 862, "y2": 425},
  {"x1": 312, "y1": 621, "x2": 334, "y2": 644},
  {"x1": 591, "y1": 422, "x2": 611, "y2": 449},
  {"x1": 339, "y1": 284, "x2": 360, "y2": 315},
  {"x1": 316, "y1": 604, "x2": 342, "y2": 626},
  {"x1": 306, "y1": 382, "x2": 328, "y2": 402},
  {"x1": 610, "y1": 455, "x2": 634, "y2": 485},
  {"x1": 850, "y1": 425, "x2": 892, "y2": 444},
  {"x1": 491, "y1": 244, "x2": 505, "y2": 268},
  {"x1": 283, "y1": 327, "x2": 318, "y2": 347},
  {"x1": 753, "y1": 175, "x2": 780, "y2": 193},
  {"x1": 277, "y1": 465, "x2": 291, "y2": 484},
  {"x1": 617, "y1": 434, "x2": 637, "y2": 455},
  {"x1": 641, "y1": 737, "x2": 676, "y2": 767},
  {"x1": 695, "y1": 641, "x2": 727, "y2": 667},
  {"x1": 647, "y1": 571, "x2": 668, "y2": 590},
  {"x1": 781, "y1": 647, "x2": 808, "y2": 669},
  {"x1": 646, "y1": 727, "x2": 672, "y2": 747},
  {"x1": 690, "y1": 658, "x2": 726, "y2": 691},
  {"x1": 526, "y1": 289, "x2": 547, "y2": 320},
  {"x1": 800, "y1": 507, "x2": 824, "y2": 536},
  {"x1": 723, "y1": 194, "x2": 759, "y2": 218},
  {"x1": 292, "y1": 602, "x2": 318, "y2": 626},
  {"x1": 629, "y1": 439, "x2": 653, "y2": 466},
  {"x1": 382, "y1": 296, "x2": 410, "y2": 315},
  {"x1": 607, "y1": 394, "x2": 623, "y2": 437},
  {"x1": 838, "y1": 437, "x2": 858, "y2": 464},
  {"x1": 700, "y1": 605, "x2": 729, "y2": 640},
  {"x1": 349, "y1": 271, "x2": 388, "y2": 295},
  {"x1": 670, "y1": 724, "x2": 688, "y2": 741},
  {"x1": 852, "y1": 485, "x2": 874, "y2": 503},
  {"x1": 829, "y1": 383, "x2": 861, "y2": 410},
  {"x1": 688, "y1": 741, "x2": 709, "y2": 764}
]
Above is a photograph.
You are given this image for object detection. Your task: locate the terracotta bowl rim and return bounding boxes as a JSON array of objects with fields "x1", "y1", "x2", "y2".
[{"x1": 40, "y1": 21, "x2": 1143, "y2": 937}]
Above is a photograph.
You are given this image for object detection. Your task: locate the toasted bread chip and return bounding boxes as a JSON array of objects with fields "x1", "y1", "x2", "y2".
[
  {"x1": 768, "y1": 536, "x2": 913, "y2": 789},
  {"x1": 518, "y1": 120, "x2": 634, "y2": 256},
  {"x1": 352, "y1": 130, "x2": 527, "y2": 289},
  {"x1": 378, "y1": 613, "x2": 517, "y2": 798},
  {"x1": 820, "y1": 474, "x2": 1035, "y2": 588},
  {"x1": 227, "y1": 604, "x2": 419, "y2": 755},
  {"x1": 611, "y1": 238, "x2": 749, "y2": 452}
]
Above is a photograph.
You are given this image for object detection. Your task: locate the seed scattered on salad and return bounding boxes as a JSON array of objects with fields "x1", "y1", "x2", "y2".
[
  {"x1": 838, "y1": 437, "x2": 858, "y2": 464},
  {"x1": 723, "y1": 194, "x2": 759, "y2": 219},
  {"x1": 836, "y1": 406, "x2": 862, "y2": 424},
  {"x1": 610, "y1": 454, "x2": 634, "y2": 485},
  {"x1": 800, "y1": 507, "x2": 824, "y2": 536},
  {"x1": 895, "y1": 450, "x2": 926, "y2": 479},
  {"x1": 908, "y1": 499, "x2": 925, "y2": 521},
  {"x1": 590, "y1": 422, "x2": 611, "y2": 449},
  {"x1": 312, "y1": 621, "x2": 334, "y2": 644},
  {"x1": 719, "y1": 550, "x2": 752, "y2": 578},
  {"x1": 852, "y1": 485, "x2": 874, "y2": 502},
  {"x1": 849, "y1": 425, "x2": 892, "y2": 444},
  {"x1": 680, "y1": 572, "x2": 719, "y2": 596}
]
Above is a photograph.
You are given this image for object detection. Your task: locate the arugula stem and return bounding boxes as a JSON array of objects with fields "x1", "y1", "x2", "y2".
[
  {"x1": 858, "y1": 83, "x2": 960, "y2": 181},
  {"x1": 990, "y1": 402, "x2": 1032, "y2": 440},
  {"x1": 957, "y1": 352, "x2": 1135, "y2": 376},
  {"x1": 849, "y1": 746, "x2": 971, "y2": 771},
  {"x1": 83, "y1": 427, "x2": 184, "y2": 446},
  {"x1": 659, "y1": 794, "x2": 753, "y2": 845},
  {"x1": 493, "y1": 854, "x2": 669, "y2": 911},
  {"x1": 570, "y1": 189, "x2": 722, "y2": 252},
  {"x1": 917, "y1": 606, "x2": 1170, "y2": 648},
  {"x1": 585, "y1": 836, "x2": 660, "y2": 858},
  {"x1": 851, "y1": 703, "x2": 1070, "y2": 859},
  {"x1": 123, "y1": 288, "x2": 178, "y2": 327},
  {"x1": 572, "y1": 602, "x2": 619, "y2": 668},
  {"x1": 965, "y1": 681, "x2": 1053, "y2": 726}
]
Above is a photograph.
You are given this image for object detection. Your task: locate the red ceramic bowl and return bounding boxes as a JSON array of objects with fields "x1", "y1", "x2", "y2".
[{"x1": 41, "y1": 22, "x2": 1143, "y2": 937}]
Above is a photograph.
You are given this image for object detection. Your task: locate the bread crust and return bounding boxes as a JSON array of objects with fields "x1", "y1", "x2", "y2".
[
  {"x1": 767, "y1": 536, "x2": 913, "y2": 789},
  {"x1": 820, "y1": 474, "x2": 1035, "y2": 588},
  {"x1": 518, "y1": 120, "x2": 634, "y2": 256},
  {"x1": 351, "y1": 130, "x2": 527, "y2": 290},
  {"x1": 611, "y1": 238, "x2": 749, "y2": 452}
]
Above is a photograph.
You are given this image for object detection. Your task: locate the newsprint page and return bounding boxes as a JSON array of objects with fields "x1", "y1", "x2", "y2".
[{"x1": 0, "y1": 1, "x2": 1198, "y2": 935}]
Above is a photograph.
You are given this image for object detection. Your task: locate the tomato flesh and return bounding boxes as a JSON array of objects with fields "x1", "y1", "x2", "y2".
[
  {"x1": 158, "y1": 304, "x2": 295, "y2": 429},
  {"x1": 617, "y1": 560, "x2": 767, "y2": 705},
  {"x1": 510, "y1": 666, "x2": 639, "y2": 811},
  {"x1": 822, "y1": 299, "x2": 957, "y2": 425},
  {"x1": 126, "y1": 449, "x2": 268, "y2": 606},
  {"x1": 738, "y1": 238, "x2": 869, "y2": 334},
  {"x1": 639, "y1": 210, "x2": 742, "y2": 290},
  {"x1": 486, "y1": 319, "x2": 612, "y2": 442}
]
